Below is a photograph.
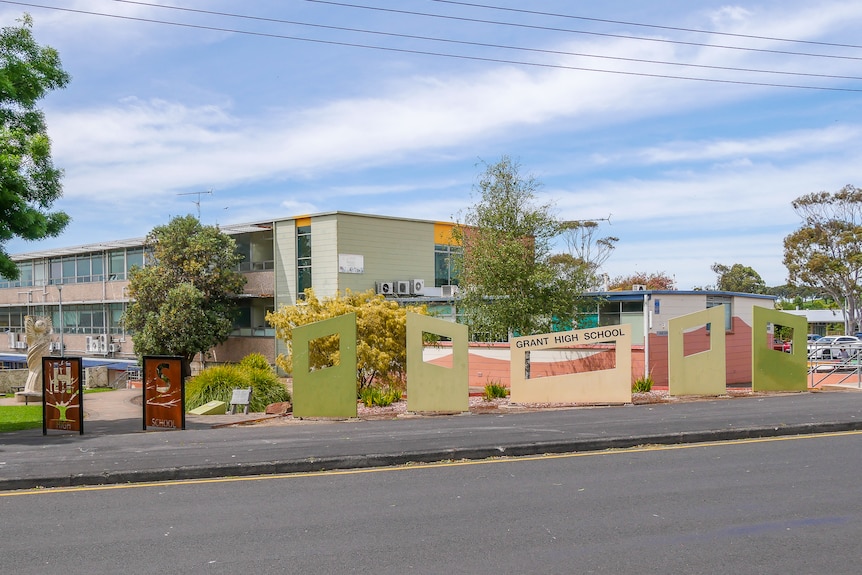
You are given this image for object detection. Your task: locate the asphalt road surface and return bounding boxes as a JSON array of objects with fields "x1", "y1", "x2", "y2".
[{"x1": 2, "y1": 431, "x2": 860, "y2": 575}]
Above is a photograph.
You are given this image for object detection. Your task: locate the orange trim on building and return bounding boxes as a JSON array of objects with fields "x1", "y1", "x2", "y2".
[{"x1": 434, "y1": 222, "x2": 459, "y2": 245}]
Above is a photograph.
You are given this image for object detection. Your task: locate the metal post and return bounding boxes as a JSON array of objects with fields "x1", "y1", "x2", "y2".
[{"x1": 57, "y1": 285, "x2": 63, "y2": 353}]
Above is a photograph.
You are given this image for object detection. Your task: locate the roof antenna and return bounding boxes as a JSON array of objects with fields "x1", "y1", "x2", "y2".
[{"x1": 177, "y1": 189, "x2": 213, "y2": 220}]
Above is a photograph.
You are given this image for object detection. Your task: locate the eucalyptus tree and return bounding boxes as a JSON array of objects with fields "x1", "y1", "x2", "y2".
[{"x1": 783, "y1": 185, "x2": 862, "y2": 334}]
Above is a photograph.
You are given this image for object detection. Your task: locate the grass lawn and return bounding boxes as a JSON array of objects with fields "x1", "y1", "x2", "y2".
[
  {"x1": 0, "y1": 388, "x2": 116, "y2": 433},
  {"x1": 0, "y1": 405, "x2": 42, "y2": 433}
]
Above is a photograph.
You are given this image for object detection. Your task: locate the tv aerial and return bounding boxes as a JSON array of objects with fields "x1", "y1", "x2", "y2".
[{"x1": 177, "y1": 189, "x2": 213, "y2": 220}]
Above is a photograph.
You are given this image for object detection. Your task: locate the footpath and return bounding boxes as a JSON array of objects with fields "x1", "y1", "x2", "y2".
[{"x1": 1, "y1": 387, "x2": 862, "y2": 491}]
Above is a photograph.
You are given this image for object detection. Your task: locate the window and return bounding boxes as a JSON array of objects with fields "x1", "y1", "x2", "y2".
[
  {"x1": 109, "y1": 251, "x2": 126, "y2": 280},
  {"x1": 296, "y1": 225, "x2": 311, "y2": 298},
  {"x1": 126, "y1": 249, "x2": 144, "y2": 273},
  {"x1": 434, "y1": 244, "x2": 461, "y2": 287},
  {"x1": 706, "y1": 295, "x2": 733, "y2": 331}
]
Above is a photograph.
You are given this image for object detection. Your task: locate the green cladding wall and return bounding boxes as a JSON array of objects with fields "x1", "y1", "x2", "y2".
[
  {"x1": 752, "y1": 307, "x2": 807, "y2": 392},
  {"x1": 292, "y1": 313, "x2": 358, "y2": 418}
]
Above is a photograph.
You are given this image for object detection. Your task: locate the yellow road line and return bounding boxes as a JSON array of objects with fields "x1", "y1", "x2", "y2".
[{"x1": 2, "y1": 430, "x2": 860, "y2": 498}]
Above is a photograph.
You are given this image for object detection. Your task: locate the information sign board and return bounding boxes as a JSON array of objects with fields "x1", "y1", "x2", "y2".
[
  {"x1": 143, "y1": 356, "x2": 185, "y2": 431},
  {"x1": 42, "y1": 357, "x2": 83, "y2": 435}
]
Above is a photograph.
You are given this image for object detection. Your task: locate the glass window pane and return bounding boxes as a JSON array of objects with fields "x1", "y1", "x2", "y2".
[
  {"x1": 62, "y1": 259, "x2": 75, "y2": 279},
  {"x1": 110, "y1": 252, "x2": 125, "y2": 278},
  {"x1": 297, "y1": 235, "x2": 311, "y2": 259},
  {"x1": 126, "y1": 249, "x2": 144, "y2": 271}
]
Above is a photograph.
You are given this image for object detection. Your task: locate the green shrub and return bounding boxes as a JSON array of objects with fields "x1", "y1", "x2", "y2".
[
  {"x1": 186, "y1": 358, "x2": 290, "y2": 413},
  {"x1": 239, "y1": 352, "x2": 271, "y2": 371},
  {"x1": 483, "y1": 382, "x2": 509, "y2": 401},
  {"x1": 359, "y1": 386, "x2": 402, "y2": 407},
  {"x1": 632, "y1": 374, "x2": 654, "y2": 393}
]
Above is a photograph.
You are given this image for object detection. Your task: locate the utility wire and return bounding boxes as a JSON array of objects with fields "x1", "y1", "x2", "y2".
[
  {"x1": 429, "y1": 0, "x2": 862, "y2": 50},
  {"x1": 2, "y1": 0, "x2": 862, "y2": 92},
  {"x1": 303, "y1": 0, "x2": 862, "y2": 61},
  {"x1": 55, "y1": 0, "x2": 861, "y2": 81}
]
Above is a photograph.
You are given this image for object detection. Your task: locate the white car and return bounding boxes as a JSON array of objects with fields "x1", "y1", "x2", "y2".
[{"x1": 807, "y1": 335, "x2": 861, "y2": 359}]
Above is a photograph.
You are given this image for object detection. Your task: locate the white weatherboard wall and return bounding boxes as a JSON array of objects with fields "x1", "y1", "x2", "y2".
[{"x1": 310, "y1": 215, "x2": 339, "y2": 297}]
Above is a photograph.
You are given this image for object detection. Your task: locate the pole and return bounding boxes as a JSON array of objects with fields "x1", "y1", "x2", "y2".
[{"x1": 57, "y1": 285, "x2": 63, "y2": 353}]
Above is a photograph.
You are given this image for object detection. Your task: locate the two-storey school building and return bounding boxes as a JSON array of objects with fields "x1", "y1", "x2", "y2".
[
  {"x1": 1, "y1": 210, "x2": 776, "y2": 388},
  {"x1": 0, "y1": 212, "x2": 461, "y2": 379}
]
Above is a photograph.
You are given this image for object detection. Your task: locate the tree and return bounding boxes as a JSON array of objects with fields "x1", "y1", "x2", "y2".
[
  {"x1": 123, "y1": 215, "x2": 246, "y2": 365},
  {"x1": 454, "y1": 156, "x2": 610, "y2": 339},
  {"x1": 551, "y1": 220, "x2": 617, "y2": 291},
  {"x1": 265, "y1": 288, "x2": 428, "y2": 391},
  {"x1": 711, "y1": 263, "x2": 767, "y2": 294},
  {"x1": 783, "y1": 185, "x2": 862, "y2": 334},
  {"x1": 0, "y1": 14, "x2": 71, "y2": 280},
  {"x1": 607, "y1": 271, "x2": 675, "y2": 291}
]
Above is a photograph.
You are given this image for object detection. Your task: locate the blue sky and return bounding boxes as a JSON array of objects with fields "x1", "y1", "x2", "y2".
[{"x1": 3, "y1": 0, "x2": 862, "y2": 289}]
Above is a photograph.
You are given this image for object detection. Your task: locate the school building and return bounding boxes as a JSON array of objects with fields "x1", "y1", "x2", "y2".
[{"x1": 0, "y1": 211, "x2": 776, "y2": 388}]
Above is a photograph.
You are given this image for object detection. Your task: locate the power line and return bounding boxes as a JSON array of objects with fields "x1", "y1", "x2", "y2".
[
  {"x1": 3, "y1": 0, "x2": 862, "y2": 92},
  {"x1": 428, "y1": 0, "x2": 862, "y2": 50},
  {"x1": 46, "y1": 0, "x2": 859, "y2": 82},
  {"x1": 303, "y1": 0, "x2": 862, "y2": 61}
]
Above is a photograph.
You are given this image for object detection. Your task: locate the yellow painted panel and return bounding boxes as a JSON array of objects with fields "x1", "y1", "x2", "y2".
[
  {"x1": 434, "y1": 222, "x2": 459, "y2": 245},
  {"x1": 668, "y1": 306, "x2": 726, "y2": 396},
  {"x1": 509, "y1": 326, "x2": 632, "y2": 404},
  {"x1": 406, "y1": 313, "x2": 469, "y2": 413}
]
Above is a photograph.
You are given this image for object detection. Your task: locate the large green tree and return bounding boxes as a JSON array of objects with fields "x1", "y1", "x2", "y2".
[
  {"x1": 454, "y1": 156, "x2": 611, "y2": 340},
  {"x1": 711, "y1": 262, "x2": 767, "y2": 294},
  {"x1": 783, "y1": 185, "x2": 862, "y2": 334},
  {"x1": 123, "y1": 215, "x2": 246, "y2": 364},
  {"x1": 0, "y1": 14, "x2": 70, "y2": 279}
]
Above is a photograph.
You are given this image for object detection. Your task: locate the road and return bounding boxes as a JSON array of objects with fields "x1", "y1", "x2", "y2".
[{"x1": 2, "y1": 431, "x2": 861, "y2": 575}]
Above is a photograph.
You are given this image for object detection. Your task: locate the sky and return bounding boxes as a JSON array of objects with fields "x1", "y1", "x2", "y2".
[{"x1": 3, "y1": 0, "x2": 862, "y2": 290}]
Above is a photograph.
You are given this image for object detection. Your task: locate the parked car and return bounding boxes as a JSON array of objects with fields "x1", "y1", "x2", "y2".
[
  {"x1": 772, "y1": 340, "x2": 792, "y2": 352},
  {"x1": 807, "y1": 334, "x2": 822, "y2": 342},
  {"x1": 807, "y1": 335, "x2": 861, "y2": 359}
]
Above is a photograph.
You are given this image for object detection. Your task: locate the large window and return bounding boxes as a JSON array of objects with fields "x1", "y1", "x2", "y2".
[
  {"x1": 296, "y1": 225, "x2": 311, "y2": 298},
  {"x1": 434, "y1": 244, "x2": 461, "y2": 287},
  {"x1": 51, "y1": 305, "x2": 106, "y2": 334},
  {"x1": 0, "y1": 263, "x2": 33, "y2": 288}
]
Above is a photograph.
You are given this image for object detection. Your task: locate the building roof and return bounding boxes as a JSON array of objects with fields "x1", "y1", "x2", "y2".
[
  {"x1": 585, "y1": 289, "x2": 777, "y2": 301},
  {"x1": 11, "y1": 211, "x2": 450, "y2": 261},
  {"x1": 781, "y1": 309, "x2": 845, "y2": 323}
]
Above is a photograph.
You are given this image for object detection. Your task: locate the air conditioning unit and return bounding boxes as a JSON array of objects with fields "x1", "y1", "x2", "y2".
[
  {"x1": 86, "y1": 336, "x2": 102, "y2": 353},
  {"x1": 14, "y1": 341, "x2": 27, "y2": 349},
  {"x1": 98, "y1": 334, "x2": 108, "y2": 353},
  {"x1": 7, "y1": 331, "x2": 17, "y2": 348},
  {"x1": 411, "y1": 279, "x2": 425, "y2": 294},
  {"x1": 50, "y1": 342, "x2": 64, "y2": 352},
  {"x1": 109, "y1": 343, "x2": 120, "y2": 353},
  {"x1": 376, "y1": 281, "x2": 394, "y2": 295},
  {"x1": 395, "y1": 280, "x2": 411, "y2": 295},
  {"x1": 441, "y1": 284, "x2": 458, "y2": 297},
  {"x1": 632, "y1": 284, "x2": 647, "y2": 291}
]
